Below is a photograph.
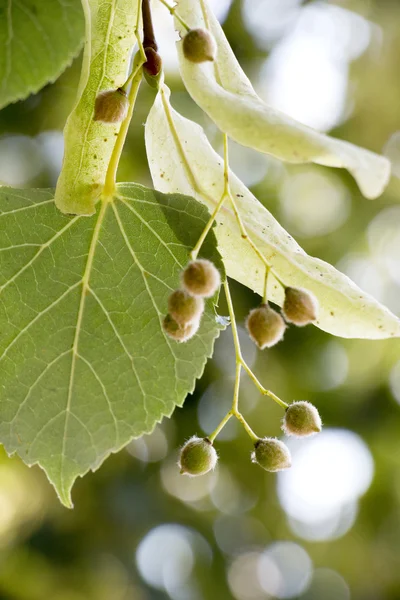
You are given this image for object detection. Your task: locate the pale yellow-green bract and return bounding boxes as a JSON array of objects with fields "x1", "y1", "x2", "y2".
[
  {"x1": 145, "y1": 86, "x2": 400, "y2": 340},
  {"x1": 174, "y1": 0, "x2": 391, "y2": 200},
  {"x1": 54, "y1": 0, "x2": 139, "y2": 215},
  {"x1": 0, "y1": 0, "x2": 84, "y2": 110},
  {"x1": 0, "y1": 186, "x2": 223, "y2": 507}
]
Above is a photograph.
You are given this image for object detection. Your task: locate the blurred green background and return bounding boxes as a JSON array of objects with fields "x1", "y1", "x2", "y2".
[{"x1": 1, "y1": 0, "x2": 400, "y2": 598}]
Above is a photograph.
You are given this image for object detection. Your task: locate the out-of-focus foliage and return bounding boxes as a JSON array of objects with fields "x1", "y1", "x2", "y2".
[
  {"x1": 0, "y1": 0, "x2": 84, "y2": 110},
  {"x1": 1, "y1": 0, "x2": 400, "y2": 599}
]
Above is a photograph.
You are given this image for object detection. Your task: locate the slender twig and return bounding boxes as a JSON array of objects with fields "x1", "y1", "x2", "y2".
[
  {"x1": 135, "y1": 0, "x2": 147, "y2": 62},
  {"x1": 224, "y1": 280, "x2": 288, "y2": 410},
  {"x1": 191, "y1": 136, "x2": 231, "y2": 260},
  {"x1": 157, "y1": 0, "x2": 191, "y2": 31},
  {"x1": 103, "y1": 56, "x2": 143, "y2": 197},
  {"x1": 142, "y1": 0, "x2": 158, "y2": 50}
]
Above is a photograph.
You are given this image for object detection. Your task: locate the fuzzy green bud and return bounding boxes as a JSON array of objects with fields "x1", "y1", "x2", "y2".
[
  {"x1": 178, "y1": 436, "x2": 218, "y2": 476},
  {"x1": 182, "y1": 28, "x2": 217, "y2": 63},
  {"x1": 282, "y1": 287, "x2": 318, "y2": 326},
  {"x1": 181, "y1": 259, "x2": 221, "y2": 298},
  {"x1": 251, "y1": 437, "x2": 291, "y2": 472},
  {"x1": 94, "y1": 88, "x2": 129, "y2": 123},
  {"x1": 245, "y1": 304, "x2": 286, "y2": 349},
  {"x1": 282, "y1": 401, "x2": 322, "y2": 437},
  {"x1": 168, "y1": 289, "x2": 204, "y2": 326},
  {"x1": 162, "y1": 313, "x2": 199, "y2": 342}
]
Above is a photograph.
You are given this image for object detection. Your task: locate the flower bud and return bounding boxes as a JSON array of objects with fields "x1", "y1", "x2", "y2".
[
  {"x1": 94, "y1": 89, "x2": 129, "y2": 123},
  {"x1": 181, "y1": 259, "x2": 221, "y2": 298},
  {"x1": 282, "y1": 287, "x2": 318, "y2": 326},
  {"x1": 162, "y1": 313, "x2": 199, "y2": 342},
  {"x1": 168, "y1": 289, "x2": 204, "y2": 326},
  {"x1": 282, "y1": 401, "x2": 322, "y2": 437},
  {"x1": 182, "y1": 28, "x2": 217, "y2": 63},
  {"x1": 245, "y1": 304, "x2": 286, "y2": 349},
  {"x1": 143, "y1": 47, "x2": 163, "y2": 80},
  {"x1": 178, "y1": 436, "x2": 218, "y2": 476},
  {"x1": 251, "y1": 437, "x2": 291, "y2": 472}
]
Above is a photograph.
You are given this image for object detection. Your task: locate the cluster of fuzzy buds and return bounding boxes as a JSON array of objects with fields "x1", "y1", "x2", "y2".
[
  {"x1": 182, "y1": 28, "x2": 217, "y2": 63},
  {"x1": 163, "y1": 259, "x2": 221, "y2": 343},
  {"x1": 94, "y1": 88, "x2": 129, "y2": 124},
  {"x1": 178, "y1": 436, "x2": 218, "y2": 476},
  {"x1": 250, "y1": 401, "x2": 322, "y2": 473},
  {"x1": 245, "y1": 287, "x2": 318, "y2": 350},
  {"x1": 177, "y1": 401, "x2": 322, "y2": 478}
]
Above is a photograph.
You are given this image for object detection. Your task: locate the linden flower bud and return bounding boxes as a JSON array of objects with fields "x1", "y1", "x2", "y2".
[
  {"x1": 143, "y1": 47, "x2": 163, "y2": 79},
  {"x1": 182, "y1": 28, "x2": 217, "y2": 63},
  {"x1": 162, "y1": 313, "x2": 199, "y2": 342},
  {"x1": 251, "y1": 438, "x2": 291, "y2": 472},
  {"x1": 282, "y1": 401, "x2": 322, "y2": 437},
  {"x1": 181, "y1": 259, "x2": 221, "y2": 298},
  {"x1": 282, "y1": 287, "x2": 318, "y2": 326},
  {"x1": 245, "y1": 303, "x2": 286, "y2": 349},
  {"x1": 94, "y1": 88, "x2": 129, "y2": 123},
  {"x1": 168, "y1": 289, "x2": 204, "y2": 326},
  {"x1": 178, "y1": 436, "x2": 218, "y2": 476}
]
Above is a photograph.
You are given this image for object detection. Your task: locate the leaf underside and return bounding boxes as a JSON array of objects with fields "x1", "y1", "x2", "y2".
[
  {"x1": 174, "y1": 0, "x2": 391, "y2": 200},
  {"x1": 145, "y1": 86, "x2": 400, "y2": 340},
  {"x1": 0, "y1": 0, "x2": 84, "y2": 110},
  {"x1": 0, "y1": 185, "x2": 223, "y2": 507}
]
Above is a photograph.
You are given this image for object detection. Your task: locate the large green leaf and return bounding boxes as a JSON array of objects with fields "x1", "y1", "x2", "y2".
[
  {"x1": 0, "y1": 185, "x2": 223, "y2": 507},
  {"x1": 145, "y1": 86, "x2": 400, "y2": 340},
  {"x1": 55, "y1": 0, "x2": 139, "y2": 215},
  {"x1": 174, "y1": 0, "x2": 390, "y2": 200},
  {"x1": 0, "y1": 0, "x2": 84, "y2": 109}
]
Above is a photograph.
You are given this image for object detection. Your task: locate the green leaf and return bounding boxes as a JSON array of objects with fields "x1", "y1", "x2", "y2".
[
  {"x1": 145, "y1": 85, "x2": 400, "y2": 340},
  {"x1": 0, "y1": 184, "x2": 223, "y2": 507},
  {"x1": 55, "y1": 0, "x2": 139, "y2": 215},
  {"x1": 174, "y1": 0, "x2": 390, "y2": 200},
  {"x1": 0, "y1": 0, "x2": 84, "y2": 110}
]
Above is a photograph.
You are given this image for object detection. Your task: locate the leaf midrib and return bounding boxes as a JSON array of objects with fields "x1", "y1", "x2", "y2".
[{"x1": 60, "y1": 198, "x2": 109, "y2": 503}]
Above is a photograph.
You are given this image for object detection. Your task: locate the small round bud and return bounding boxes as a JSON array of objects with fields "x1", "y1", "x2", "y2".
[
  {"x1": 168, "y1": 289, "x2": 204, "y2": 326},
  {"x1": 251, "y1": 438, "x2": 291, "y2": 472},
  {"x1": 94, "y1": 89, "x2": 129, "y2": 123},
  {"x1": 144, "y1": 47, "x2": 163, "y2": 78},
  {"x1": 182, "y1": 28, "x2": 217, "y2": 63},
  {"x1": 245, "y1": 304, "x2": 286, "y2": 349},
  {"x1": 162, "y1": 313, "x2": 199, "y2": 342},
  {"x1": 282, "y1": 287, "x2": 318, "y2": 326},
  {"x1": 178, "y1": 436, "x2": 218, "y2": 476},
  {"x1": 282, "y1": 401, "x2": 322, "y2": 437},
  {"x1": 181, "y1": 259, "x2": 221, "y2": 298}
]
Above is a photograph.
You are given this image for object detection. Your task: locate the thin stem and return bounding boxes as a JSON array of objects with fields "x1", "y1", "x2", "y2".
[
  {"x1": 232, "y1": 361, "x2": 241, "y2": 413},
  {"x1": 241, "y1": 360, "x2": 288, "y2": 409},
  {"x1": 190, "y1": 135, "x2": 230, "y2": 260},
  {"x1": 225, "y1": 279, "x2": 288, "y2": 409},
  {"x1": 103, "y1": 57, "x2": 143, "y2": 198},
  {"x1": 142, "y1": 0, "x2": 158, "y2": 50},
  {"x1": 135, "y1": 0, "x2": 147, "y2": 62},
  {"x1": 263, "y1": 266, "x2": 270, "y2": 304},
  {"x1": 208, "y1": 411, "x2": 233, "y2": 443},
  {"x1": 223, "y1": 280, "x2": 242, "y2": 363},
  {"x1": 234, "y1": 411, "x2": 259, "y2": 442},
  {"x1": 157, "y1": 0, "x2": 191, "y2": 31},
  {"x1": 191, "y1": 191, "x2": 226, "y2": 260}
]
